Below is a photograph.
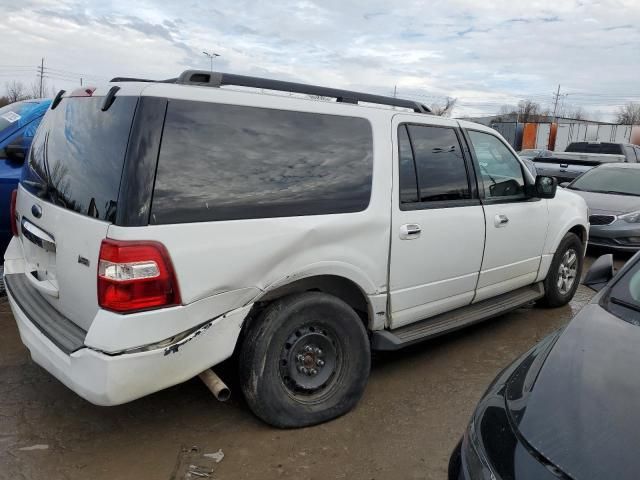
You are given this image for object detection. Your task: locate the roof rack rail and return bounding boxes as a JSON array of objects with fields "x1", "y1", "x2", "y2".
[
  {"x1": 109, "y1": 76, "x2": 177, "y2": 83},
  {"x1": 110, "y1": 70, "x2": 432, "y2": 114}
]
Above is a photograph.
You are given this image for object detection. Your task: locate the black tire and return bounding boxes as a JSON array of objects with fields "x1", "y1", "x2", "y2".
[
  {"x1": 539, "y1": 232, "x2": 583, "y2": 307},
  {"x1": 238, "y1": 292, "x2": 371, "y2": 428}
]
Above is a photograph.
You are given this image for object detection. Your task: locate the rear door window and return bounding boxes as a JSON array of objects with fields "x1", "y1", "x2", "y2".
[
  {"x1": 22, "y1": 96, "x2": 138, "y2": 222},
  {"x1": 150, "y1": 101, "x2": 373, "y2": 224},
  {"x1": 398, "y1": 125, "x2": 419, "y2": 204},
  {"x1": 397, "y1": 124, "x2": 471, "y2": 207}
]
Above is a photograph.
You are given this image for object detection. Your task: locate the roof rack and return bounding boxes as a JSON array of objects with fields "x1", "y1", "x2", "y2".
[{"x1": 110, "y1": 70, "x2": 432, "y2": 114}]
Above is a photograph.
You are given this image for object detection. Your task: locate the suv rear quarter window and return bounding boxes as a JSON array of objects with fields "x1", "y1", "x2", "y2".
[{"x1": 150, "y1": 101, "x2": 373, "y2": 224}]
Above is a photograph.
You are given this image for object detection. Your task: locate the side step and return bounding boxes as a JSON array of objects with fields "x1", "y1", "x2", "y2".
[{"x1": 372, "y1": 282, "x2": 545, "y2": 351}]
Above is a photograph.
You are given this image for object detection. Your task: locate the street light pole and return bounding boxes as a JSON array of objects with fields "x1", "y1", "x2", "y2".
[{"x1": 202, "y1": 51, "x2": 220, "y2": 72}]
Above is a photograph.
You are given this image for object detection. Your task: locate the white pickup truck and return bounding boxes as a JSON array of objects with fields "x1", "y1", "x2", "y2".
[{"x1": 534, "y1": 141, "x2": 640, "y2": 183}]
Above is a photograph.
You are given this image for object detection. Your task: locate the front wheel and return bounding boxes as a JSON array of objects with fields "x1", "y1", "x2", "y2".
[
  {"x1": 539, "y1": 232, "x2": 583, "y2": 307},
  {"x1": 238, "y1": 292, "x2": 371, "y2": 428}
]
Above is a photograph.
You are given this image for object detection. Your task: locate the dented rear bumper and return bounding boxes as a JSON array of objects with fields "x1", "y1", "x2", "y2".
[{"x1": 7, "y1": 284, "x2": 250, "y2": 406}]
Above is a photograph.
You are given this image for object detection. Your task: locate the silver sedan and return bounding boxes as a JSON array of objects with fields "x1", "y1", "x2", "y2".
[{"x1": 562, "y1": 163, "x2": 640, "y2": 251}]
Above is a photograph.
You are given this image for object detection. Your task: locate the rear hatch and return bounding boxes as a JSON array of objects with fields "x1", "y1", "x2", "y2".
[{"x1": 16, "y1": 91, "x2": 139, "y2": 331}]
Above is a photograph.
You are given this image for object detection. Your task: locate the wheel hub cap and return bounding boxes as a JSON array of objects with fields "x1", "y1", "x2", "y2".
[
  {"x1": 280, "y1": 326, "x2": 338, "y2": 393},
  {"x1": 557, "y1": 248, "x2": 578, "y2": 295}
]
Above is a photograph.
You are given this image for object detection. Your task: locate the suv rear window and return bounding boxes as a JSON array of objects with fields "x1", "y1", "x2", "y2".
[
  {"x1": 150, "y1": 101, "x2": 373, "y2": 224},
  {"x1": 22, "y1": 96, "x2": 138, "y2": 222},
  {"x1": 565, "y1": 142, "x2": 623, "y2": 155}
]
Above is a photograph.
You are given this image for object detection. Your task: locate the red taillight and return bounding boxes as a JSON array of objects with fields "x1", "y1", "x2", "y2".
[
  {"x1": 10, "y1": 189, "x2": 18, "y2": 237},
  {"x1": 97, "y1": 239, "x2": 181, "y2": 313}
]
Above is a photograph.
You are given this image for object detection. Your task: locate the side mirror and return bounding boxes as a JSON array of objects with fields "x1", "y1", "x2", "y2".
[
  {"x1": 559, "y1": 182, "x2": 570, "y2": 188},
  {"x1": 583, "y1": 254, "x2": 615, "y2": 292},
  {"x1": 4, "y1": 136, "x2": 27, "y2": 163},
  {"x1": 535, "y1": 175, "x2": 557, "y2": 199}
]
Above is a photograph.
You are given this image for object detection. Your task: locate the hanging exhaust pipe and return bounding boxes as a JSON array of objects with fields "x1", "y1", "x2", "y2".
[{"x1": 198, "y1": 369, "x2": 231, "y2": 402}]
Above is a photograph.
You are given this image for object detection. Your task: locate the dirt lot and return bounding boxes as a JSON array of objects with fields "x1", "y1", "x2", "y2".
[{"x1": 0, "y1": 251, "x2": 630, "y2": 480}]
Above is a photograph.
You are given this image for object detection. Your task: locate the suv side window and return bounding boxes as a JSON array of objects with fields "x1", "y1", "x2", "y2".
[
  {"x1": 151, "y1": 101, "x2": 373, "y2": 224},
  {"x1": 398, "y1": 125, "x2": 419, "y2": 204},
  {"x1": 468, "y1": 130, "x2": 526, "y2": 200},
  {"x1": 398, "y1": 124, "x2": 471, "y2": 207}
]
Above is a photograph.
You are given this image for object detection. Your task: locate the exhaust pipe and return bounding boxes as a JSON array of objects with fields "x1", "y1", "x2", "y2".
[{"x1": 198, "y1": 369, "x2": 231, "y2": 402}]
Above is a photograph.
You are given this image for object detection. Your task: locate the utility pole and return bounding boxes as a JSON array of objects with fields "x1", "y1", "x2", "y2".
[
  {"x1": 202, "y1": 51, "x2": 220, "y2": 72},
  {"x1": 393, "y1": 85, "x2": 397, "y2": 98},
  {"x1": 38, "y1": 58, "x2": 44, "y2": 98},
  {"x1": 552, "y1": 84, "x2": 561, "y2": 122},
  {"x1": 80, "y1": 77, "x2": 83, "y2": 87}
]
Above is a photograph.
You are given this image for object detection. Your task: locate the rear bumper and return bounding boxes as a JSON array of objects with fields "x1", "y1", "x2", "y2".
[{"x1": 7, "y1": 282, "x2": 250, "y2": 406}]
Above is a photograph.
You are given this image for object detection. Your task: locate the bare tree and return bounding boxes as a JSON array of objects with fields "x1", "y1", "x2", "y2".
[
  {"x1": 26, "y1": 80, "x2": 56, "y2": 99},
  {"x1": 0, "y1": 96, "x2": 9, "y2": 108},
  {"x1": 430, "y1": 97, "x2": 457, "y2": 117},
  {"x1": 616, "y1": 102, "x2": 640, "y2": 125},
  {"x1": 516, "y1": 100, "x2": 543, "y2": 122},
  {"x1": 564, "y1": 106, "x2": 586, "y2": 121},
  {"x1": 5, "y1": 81, "x2": 27, "y2": 103}
]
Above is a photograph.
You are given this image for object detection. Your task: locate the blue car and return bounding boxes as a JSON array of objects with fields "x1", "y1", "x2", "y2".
[{"x1": 0, "y1": 99, "x2": 51, "y2": 252}]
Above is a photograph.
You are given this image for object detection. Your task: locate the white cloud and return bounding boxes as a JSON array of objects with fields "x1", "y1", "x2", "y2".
[{"x1": 0, "y1": 0, "x2": 639, "y2": 120}]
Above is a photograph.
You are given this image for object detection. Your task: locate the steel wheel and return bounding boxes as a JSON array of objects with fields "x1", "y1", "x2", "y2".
[
  {"x1": 557, "y1": 248, "x2": 578, "y2": 295},
  {"x1": 279, "y1": 324, "x2": 341, "y2": 400}
]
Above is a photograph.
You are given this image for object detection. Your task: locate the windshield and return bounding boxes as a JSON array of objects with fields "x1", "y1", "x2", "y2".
[
  {"x1": 605, "y1": 258, "x2": 640, "y2": 325},
  {"x1": 21, "y1": 96, "x2": 138, "y2": 222},
  {"x1": 565, "y1": 142, "x2": 623, "y2": 155},
  {"x1": 569, "y1": 167, "x2": 640, "y2": 196},
  {"x1": 0, "y1": 101, "x2": 42, "y2": 137}
]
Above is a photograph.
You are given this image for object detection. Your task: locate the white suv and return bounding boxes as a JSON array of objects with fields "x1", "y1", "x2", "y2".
[{"x1": 4, "y1": 71, "x2": 588, "y2": 428}]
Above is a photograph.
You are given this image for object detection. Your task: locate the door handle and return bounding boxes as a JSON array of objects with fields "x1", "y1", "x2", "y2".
[
  {"x1": 400, "y1": 223, "x2": 422, "y2": 240},
  {"x1": 495, "y1": 214, "x2": 509, "y2": 227}
]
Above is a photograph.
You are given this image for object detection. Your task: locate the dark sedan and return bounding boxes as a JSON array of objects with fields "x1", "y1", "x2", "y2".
[
  {"x1": 449, "y1": 253, "x2": 640, "y2": 480},
  {"x1": 563, "y1": 163, "x2": 640, "y2": 251}
]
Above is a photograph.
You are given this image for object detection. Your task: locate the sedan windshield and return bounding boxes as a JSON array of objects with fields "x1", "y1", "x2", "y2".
[
  {"x1": 0, "y1": 101, "x2": 39, "y2": 135},
  {"x1": 569, "y1": 167, "x2": 640, "y2": 196}
]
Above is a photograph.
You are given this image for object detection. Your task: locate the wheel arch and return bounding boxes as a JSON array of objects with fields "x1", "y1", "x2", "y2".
[
  {"x1": 568, "y1": 224, "x2": 587, "y2": 247},
  {"x1": 241, "y1": 273, "x2": 383, "y2": 342}
]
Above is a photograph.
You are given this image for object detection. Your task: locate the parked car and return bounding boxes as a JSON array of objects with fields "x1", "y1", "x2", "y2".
[
  {"x1": 4, "y1": 71, "x2": 587, "y2": 428},
  {"x1": 517, "y1": 148, "x2": 552, "y2": 160},
  {"x1": 449, "y1": 252, "x2": 639, "y2": 480},
  {"x1": 518, "y1": 156, "x2": 537, "y2": 177},
  {"x1": 562, "y1": 163, "x2": 640, "y2": 251},
  {"x1": 534, "y1": 141, "x2": 640, "y2": 183},
  {"x1": 0, "y1": 99, "x2": 51, "y2": 252}
]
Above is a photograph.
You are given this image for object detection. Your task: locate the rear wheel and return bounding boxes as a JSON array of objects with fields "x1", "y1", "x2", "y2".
[
  {"x1": 239, "y1": 292, "x2": 371, "y2": 428},
  {"x1": 539, "y1": 232, "x2": 583, "y2": 307}
]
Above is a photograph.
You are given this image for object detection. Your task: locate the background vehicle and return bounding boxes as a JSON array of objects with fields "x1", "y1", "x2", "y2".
[
  {"x1": 4, "y1": 72, "x2": 588, "y2": 428},
  {"x1": 534, "y1": 141, "x2": 640, "y2": 183},
  {"x1": 0, "y1": 99, "x2": 51, "y2": 253},
  {"x1": 517, "y1": 148, "x2": 552, "y2": 160},
  {"x1": 449, "y1": 252, "x2": 639, "y2": 480},
  {"x1": 563, "y1": 163, "x2": 640, "y2": 251}
]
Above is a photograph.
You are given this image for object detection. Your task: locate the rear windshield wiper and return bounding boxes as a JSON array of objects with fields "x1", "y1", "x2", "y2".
[{"x1": 610, "y1": 296, "x2": 640, "y2": 312}]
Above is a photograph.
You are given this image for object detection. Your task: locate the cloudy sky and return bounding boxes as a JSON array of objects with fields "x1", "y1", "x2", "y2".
[{"x1": 1, "y1": 0, "x2": 639, "y2": 119}]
